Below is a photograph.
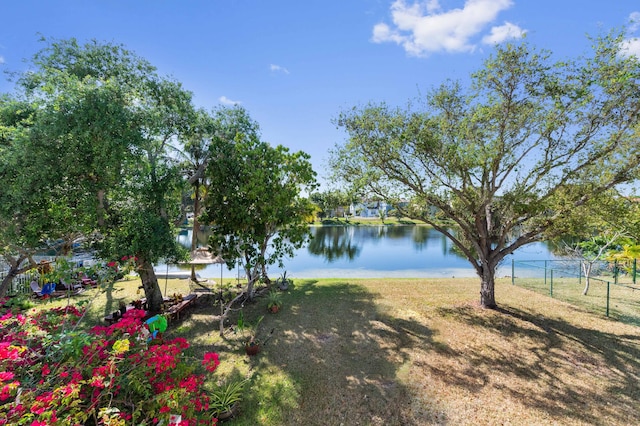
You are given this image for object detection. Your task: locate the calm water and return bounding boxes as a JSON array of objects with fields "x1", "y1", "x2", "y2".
[{"x1": 165, "y1": 225, "x2": 558, "y2": 279}]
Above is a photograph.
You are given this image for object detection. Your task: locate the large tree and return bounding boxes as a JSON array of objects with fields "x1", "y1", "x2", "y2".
[
  {"x1": 5, "y1": 38, "x2": 192, "y2": 312},
  {"x1": 331, "y1": 32, "x2": 640, "y2": 308},
  {"x1": 175, "y1": 106, "x2": 257, "y2": 281},
  {"x1": 0, "y1": 95, "x2": 90, "y2": 296},
  {"x1": 203, "y1": 107, "x2": 317, "y2": 301}
]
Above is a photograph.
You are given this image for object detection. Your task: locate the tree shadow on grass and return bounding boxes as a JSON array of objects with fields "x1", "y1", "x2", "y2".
[
  {"x1": 434, "y1": 303, "x2": 640, "y2": 425},
  {"x1": 234, "y1": 279, "x2": 448, "y2": 426}
]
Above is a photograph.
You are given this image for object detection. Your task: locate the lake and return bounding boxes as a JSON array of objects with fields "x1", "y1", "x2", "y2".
[{"x1": 165, "y1": 225, "x2": 559, "y2": 280}]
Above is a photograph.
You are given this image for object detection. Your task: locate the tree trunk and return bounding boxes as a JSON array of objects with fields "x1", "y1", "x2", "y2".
[
  {"x1": 97, "y1": 189, "x2": 106, "y2": 227},
  {"x1": 190, "y1": 181, "x2": 201, "y2": 282},
  {"x1": 137, "y1": 258, "x2": 164, "y2": 314},
  {"x1": 259, "y1": 243, "x2": 271, "y2": 285},
  {"x1": 479, "y1": 264, "x2": 497, "y2": 309},
  {"x1": 245, "y1": 266, "x2": 257, "y2": 301},
  {"x1": 0, "y1": 270, "x2": 17, "y2": 298},
  {"x1": 582, "y1": 262, "x2": 592, "y2": 295},
  {"x1": 0, "y1": 254, "x2": 36, "y2": 298},
  {"x1": 219, "y1": 292, "x2": 245, "y2": 337},
  {"x1": 244, "y1": 252, "x2": 260, "y2": 301}
]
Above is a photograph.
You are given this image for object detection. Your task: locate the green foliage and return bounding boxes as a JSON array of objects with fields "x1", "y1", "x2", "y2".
[
  {"x1": 309, "y1": 189, "x2": 351, "y2": 219},
  {"x1": 331, "y1": 30, "x2": 640, "y2": 308},
  {"x1": 1, "y1": 37, "x2": 196, "y2": 311},
  {"x1": 236, "y1": 312, "x2": 265, "y2": 344},
  {"x1": 210, "y1": 378, "x2": 249, "y2": 416},
  {"x1": 267, "y1": 290, "x2": 282, "y2": 309},
  {"x1": 203, "y1": 106, "x2": 317, "y2": 298}
]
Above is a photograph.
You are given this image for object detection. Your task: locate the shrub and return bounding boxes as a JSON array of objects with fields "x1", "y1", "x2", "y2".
[{"x1": 0, "y1": 298, "x2": 221, "y2": 425}]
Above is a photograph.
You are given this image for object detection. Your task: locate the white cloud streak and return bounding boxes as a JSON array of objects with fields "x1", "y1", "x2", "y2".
[
  {"x1": 482, "y1": 21, "x2": 526, "y2": 44},
  {"x1": 0, "y1": 56, "x2": 4, "y2": 64},
  {"x1": 620, "y1": 12, "x2": 640, "y2": 58},
  {"x1": 372, "y1": 0, "x2": 525, "y2": 56},
  {"x1": 270, "y1": 63, "x2": 290, "y2": 74},
  {"x1": 620, "y1": 38, "x2": 640, "y2": 58},
  {"x1": 629, "y1": 11, "x2": 640, "y2": 33},
  {"x1": 219, "y1": 96, "x2": 241, "y2": 105}
]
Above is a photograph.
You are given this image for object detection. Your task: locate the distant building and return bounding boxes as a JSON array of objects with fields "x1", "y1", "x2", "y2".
[{"x1": 349, "y1": 200, "x2": 390, "y2": 218}]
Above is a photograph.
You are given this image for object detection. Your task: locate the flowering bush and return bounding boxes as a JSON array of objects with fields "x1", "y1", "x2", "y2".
[{"x1": 0, "y1": 299, "x2": 220, "y2": 425}]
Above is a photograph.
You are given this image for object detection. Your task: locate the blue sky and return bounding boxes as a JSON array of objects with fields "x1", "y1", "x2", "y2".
[{"x1": 1, "y1": 1, "x2": 639, "y2": 188}]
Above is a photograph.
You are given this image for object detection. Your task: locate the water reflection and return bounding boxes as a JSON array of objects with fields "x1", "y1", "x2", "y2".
[
  {"x1": 177, "y1": 227, "x2": 209, "y2": 248},
  {"x1": 169, "y1": 225, "x2": 557, "y2": 278},
  {"x1": 307, "y1": 225, "x2": 441, "y2": 261},
  {"x1": 307, "y1": 226, "x2": 361, "y2": 262}
]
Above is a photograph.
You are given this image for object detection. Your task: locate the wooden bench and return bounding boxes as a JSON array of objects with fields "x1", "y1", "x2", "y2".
[
  {"x1": 104, "y1": 294, "x2": 199, "y2": 324},
  {"x1": 165, "y1": 294, "x2": 199, "y2": 321}
]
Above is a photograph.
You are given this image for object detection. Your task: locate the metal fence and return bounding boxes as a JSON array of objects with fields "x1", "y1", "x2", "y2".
[{"x1": 511, "y1": 259, "x2": 640, "y2": 326}]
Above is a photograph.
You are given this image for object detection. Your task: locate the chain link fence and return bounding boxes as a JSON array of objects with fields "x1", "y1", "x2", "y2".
[{"x1": 511, "y1": 259, "x2": 640, "y2": 326}]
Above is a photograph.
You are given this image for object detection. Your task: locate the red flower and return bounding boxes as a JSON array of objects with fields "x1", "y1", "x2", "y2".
[{"x1": 202, "y1": 352, "x2": 220, "y2": 373}]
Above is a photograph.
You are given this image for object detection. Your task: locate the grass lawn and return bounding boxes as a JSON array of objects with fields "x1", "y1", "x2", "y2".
[{"x1": 36, "y1": 276, "x2": 640, "y2": 425}]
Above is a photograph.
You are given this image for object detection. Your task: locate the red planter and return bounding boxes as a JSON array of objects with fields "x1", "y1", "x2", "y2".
[{"x1": 245, "y1": 342, "x2": 261, "y2": 356}]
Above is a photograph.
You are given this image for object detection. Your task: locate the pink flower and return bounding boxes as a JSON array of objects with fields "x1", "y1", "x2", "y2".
[
  {"x1": 89, "y1": 376, "x2": 105, "y2": 389},
  {"x1": 1, "y1": 382, "x2": 19, "y2": 401},
  {"x1": 202, "y1": 352, "x2": 220, "y2": 373},
  {"x1": 0, "y1": 372, "x2": 14, "y2": 382},
  {"x1": 179, "y1": 375, "x2": 200, "y2": 393},
  {"x1": 71, "y1": 371, "x2": 83, "y2": 383}
]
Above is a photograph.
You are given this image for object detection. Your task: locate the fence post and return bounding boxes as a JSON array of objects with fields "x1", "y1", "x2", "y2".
[
  {"x1": 606, "y1": 281, "x2": 610, "y2": 317},
  {"x1": 633, "y1": 259, "x2": 637, "y2": 285},
  {"x1": 578, "y1": 261, "x2": 581, "y2": 285},
  {"x1": 550, "y1": 269, "x2": 553, "y2": 297},
  {"x1": 614, "y1": 260, "x2": 618, "y2": 285},
  {"x1": 544, "y1": 260, "x2": 547, "y2": 290},
  {"x1": 511, "y1": 259, "x2": 514, "y2": 285}
]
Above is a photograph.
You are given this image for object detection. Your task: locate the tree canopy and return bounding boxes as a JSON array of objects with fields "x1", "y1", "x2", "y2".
[
  {"x1": 0, "y1": 38, "x2": 193, "y2": 311},
  {"x1": 203, "y1": 107, "x2": 317, "y2": 300},
  {"x1": 331, "y1": 31, "x2": 640, "y2": 308}
]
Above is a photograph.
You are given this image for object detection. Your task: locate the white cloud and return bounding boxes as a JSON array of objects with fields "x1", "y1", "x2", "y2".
[
  {"x1": 270, "y1": 64, "x2": 290, "y2": 74},
  {"x1": 425, "y1": 0, "x2": 441, "y2": 13},
  {"x1": 629, "y1": 11, "x2": 640, "y2": 33},
  {"x1": 219, "y1": 96, "x2": 241, "y2": 105},
  {"x1": 620, "y1": 37, "x2": 640, "y2": 58},
  {"x1": 0, "y1": 56, "x2": 4, "y2": 64},
  {"x1": 372, "y1": 0, "x2": 521, "y2": 56},
  {"x1": 620, "y1": 12, "x2": 640, "y2": 58},
  {"x1": 482, "y1": 21, "x2": 525, "y2": 44}
]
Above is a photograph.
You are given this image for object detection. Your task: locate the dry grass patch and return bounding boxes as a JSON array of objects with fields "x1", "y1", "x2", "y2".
[{"x1": 227, "y1": 278, "x2": 639, "y2": 425}]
